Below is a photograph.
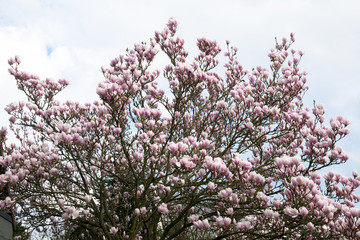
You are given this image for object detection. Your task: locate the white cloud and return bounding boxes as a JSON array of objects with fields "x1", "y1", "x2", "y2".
[{"x1": 0, "y1": 0, "x2": 359, "y2": 172}]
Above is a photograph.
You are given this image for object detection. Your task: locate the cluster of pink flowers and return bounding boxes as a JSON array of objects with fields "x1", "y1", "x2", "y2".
[{"x1": 0, "y1": 18, "x2": 359, "y2": 239}]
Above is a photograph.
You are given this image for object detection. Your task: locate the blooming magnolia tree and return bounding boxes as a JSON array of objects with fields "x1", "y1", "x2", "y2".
[{"x1": 1, "y1": 18, "x2": 360, "y2": 239}]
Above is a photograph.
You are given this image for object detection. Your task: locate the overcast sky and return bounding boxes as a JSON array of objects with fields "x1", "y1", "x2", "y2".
[{"x1": 0, "y1": 0, "x2": 359, "y2": 176}]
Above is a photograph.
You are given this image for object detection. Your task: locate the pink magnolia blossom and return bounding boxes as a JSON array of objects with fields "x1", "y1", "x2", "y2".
[
  {"x1": 0, "y1": 18, "x2": 358, "y2": 239},
  {"x1": 158, "y1": 203, "x2": 169, "y2": 215},
  {"x1": 284, "y1": 206, "x2": 299, "y2": 217},
  {"x1": 109, "y1": 227, "x2": 118, "y2": 235}
]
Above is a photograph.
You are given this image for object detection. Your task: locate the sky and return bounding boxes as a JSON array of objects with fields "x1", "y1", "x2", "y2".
[{"x1": 0, "y1": 0, "x2": 359, "y2": 177}]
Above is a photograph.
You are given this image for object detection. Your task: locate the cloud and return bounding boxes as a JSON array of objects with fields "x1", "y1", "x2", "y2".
[{"x1": 0, "y1": 0, "x2": 359, "y2": 172}]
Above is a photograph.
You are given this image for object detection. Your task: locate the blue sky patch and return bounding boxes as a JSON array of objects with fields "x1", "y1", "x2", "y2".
[{"x1": 46, "y1": 45, "x2": 54, "y2": 56}]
